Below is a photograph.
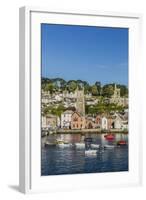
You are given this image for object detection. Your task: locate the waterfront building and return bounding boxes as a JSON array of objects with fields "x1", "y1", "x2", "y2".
[
  {"x1": 107, "y1": 117, "x2": 114, "y2": 130},
  {"x1": 101, "y1": 116, "x2": 108, "y2": 130},
  {"x1": 42, "y1": 114, "x2": 57, "y2": 129},
  {"x1": 46, "y1": 114, "x2": 58, "y2": 129},
  {"x1": 121, "y1": 121, "x2": 128, "y2": 130},
  {"x1": 85, "y1": 117, "x2": 96, "y2": 129},
  {"x1": 95, "y1": 115, "x2": 101, "y2": 128},
  {"x1": 120, "y1": 113, "x2": 128, "y2": 130},
  {"x1": 61, "y1": 110, "x2": 73, "y2": 129},
  {"x1": 113, "y1": 115, "x2": 122, "y2": 129},
  {"x1": 71, "y1": 111, "x2": 85, "y2": 129}
]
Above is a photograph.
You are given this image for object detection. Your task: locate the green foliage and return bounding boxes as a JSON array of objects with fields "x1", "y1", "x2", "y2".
[
  {"x1": 102, "y1": 84, "x2": 114, "y2": 97},
  {"x1": 85, "y1": 102, "x2": 125, "y2": 115},
  {"x1": 117, "y1": 84, "x2": 128, "y2": 97},
  {"x1": 91, "y1": 85, "x2": 98, "y2": 96},
  {"x1": 42, "y1": 104, "x2": 65, "y2": 117},
  {"x1": 42, "y1": 106, "x2": 52, "y2": 115},
  {"x1": 41, "y1": 77, "x2": 128, "y2": 97},
  {"x1": 95, "y1": 81, "x2": 101, "y2": 95},
  {"x1": 44, "y1": 83, "x2": 54, "y2": 94},
  {"x1": 84, "y1": 84, "x2": 91, "y2": 94},
  {"x1": 67, "y1": 80, "x2": 77, "y2": 92}
]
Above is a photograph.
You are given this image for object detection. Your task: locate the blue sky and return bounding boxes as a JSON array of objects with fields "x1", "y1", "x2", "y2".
[{"x1": 41, "y1": 24, "x2": 128, "y2": 86}]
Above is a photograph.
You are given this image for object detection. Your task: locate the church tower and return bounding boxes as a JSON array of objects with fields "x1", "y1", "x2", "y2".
[
  {"x1": 113, "y1": 84, "x2": 120, "y2": 98},
  {"x1": 75, "y1": 86, "x2": 85, "y2": 116}
]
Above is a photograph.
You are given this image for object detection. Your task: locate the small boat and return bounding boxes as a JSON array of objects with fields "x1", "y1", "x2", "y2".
[
  {"x1": 85, "y1": 149, "x2": 97, "y2": 155},
  {"x1": 75, "y1": 143, "x2": 85, "y2": 149},
  {"x1": 117, "y1": 140, "x2": 127, "y2": 146},
  {"x1": 91, "y1": 144, "x2": 100, "y2": 149},
  {"x1": 45, "y1": 141, "x2": 56, "y2": 147},
  {"x1": 104, "y1": 134, "x2": 115, "y2": 140},
  {"x1": 57, "y1": 143, "x2": 72, "y2": 147},
  {"x1": 49, "y1": 130, "x2": 56, "y2": 135},
  {"x1": 56, "y1": 139, "x2": 64, "y2": 143},
  {"x1": 104, "y1": 144, "x2": 115, "y2": 149},
  {"x1": 56, "y1": 139, "x2": 72, "y2": 147}
]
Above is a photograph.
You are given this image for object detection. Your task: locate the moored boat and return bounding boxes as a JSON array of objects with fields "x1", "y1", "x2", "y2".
[
  {"x1": 85, "y1": 149, "x2": 97, "y2": 155},
  {"x1": 117, "y1": 140, "x2": 127, "y2": 146},
  {"x1": 56, "y1": 139, "x2": 72, "y2": 147},
  {"x1": 104, "y1": 134, "x2": 115, "y2": 140},
  {"x1": 91, "y1": 144, "x2": 100, "y2": 149},
  {"x1": 75, "y1": 143, "x2": 85, "y2": 149},
  {"x1": 57, "y1": 143, "x2": 72, "y2": 147},
  {"x1": 45, "y1": 141, "x2": 56, "y2": 147},
  {"x1": 104, "y1": 144, "x2": 115, "y2": 149}
]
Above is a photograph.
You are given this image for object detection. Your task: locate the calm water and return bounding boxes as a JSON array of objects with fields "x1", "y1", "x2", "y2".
[{"x1": 41, "y1": 133, "x2": 128, "y2": 176}]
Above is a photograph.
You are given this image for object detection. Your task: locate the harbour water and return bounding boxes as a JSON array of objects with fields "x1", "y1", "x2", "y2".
[{"x1": 41, "y1": 133, "x2": 128, "y2": 176}]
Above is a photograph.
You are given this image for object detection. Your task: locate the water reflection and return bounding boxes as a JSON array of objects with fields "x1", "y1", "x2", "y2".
[{"x1": 41, "y1": 133, "x2": 128, "y2": 175}]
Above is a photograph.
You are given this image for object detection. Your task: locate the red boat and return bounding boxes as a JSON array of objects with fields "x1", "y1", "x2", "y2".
[
  {"x1": 104, "y1": 134, "x2": 115, "y2": 140},
  {"x1": 117, "y1": 140, "x2": 127, "y2": 145}
]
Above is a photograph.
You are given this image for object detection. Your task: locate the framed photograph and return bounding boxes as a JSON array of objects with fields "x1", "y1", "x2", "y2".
[{"x1": 19, "y1": 7, "x2": 142, "y2": 193}]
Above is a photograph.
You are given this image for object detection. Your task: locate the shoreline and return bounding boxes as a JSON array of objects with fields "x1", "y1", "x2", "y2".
[
  {"x1": 42, "y1": 128, "x2": 128, "y2": 136},
  {"x1": 57, "y1": 129, "x2": 128, "y2": 134}
]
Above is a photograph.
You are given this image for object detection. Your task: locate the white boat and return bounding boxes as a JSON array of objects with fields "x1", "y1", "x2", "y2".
[
  {"x1": 104, "y1": 145, "x2": 115, "y2": 149},
  {"x1": 56, "y1": 139, "x2": 72, "y2": 147},
  {"x1": 57, "y1": 143, "x2": 72, "y2": 147},
  {"x1": 91, "y1": 144, "x2": 100, "y2": 149},
  {"x1": 75, "y1": 143, "x2": 85, "y2": 149},
  {"x1": 85, "y1": 149, "x2": 97, "y2": 155},
  {"x1": 56, "y1": 139, "x2": 64, "y2": 143}
]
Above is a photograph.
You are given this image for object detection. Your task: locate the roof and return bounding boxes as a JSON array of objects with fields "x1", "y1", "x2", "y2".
[
  {"x1": 63, "y1": 110, "x2": 74, "y2": 114},
  {"x1": 71, "y1": 111, "x2": 82, "y2": 117}
]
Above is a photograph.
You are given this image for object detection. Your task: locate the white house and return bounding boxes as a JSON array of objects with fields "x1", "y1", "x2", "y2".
[
  {"x1": 113, "y1": 115, "x2": 122, "y2": 129},
  {"x1": 42, "y1": 96, "x2": 49, "y2": 104},
  {"x1": 61, "y1": 110, "x2": 73, "y2": 129},
  {"x1": 101, "y1": 117, "x2": 108, "y2": 130},
  {"x1": 54, "y1": 94, "x2": 62, "y2": 102}
]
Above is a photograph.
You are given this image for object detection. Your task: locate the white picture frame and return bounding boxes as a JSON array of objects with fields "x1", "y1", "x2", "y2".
[{"x1": 19, "y1": 6, "x2": 143, "y2": 194}]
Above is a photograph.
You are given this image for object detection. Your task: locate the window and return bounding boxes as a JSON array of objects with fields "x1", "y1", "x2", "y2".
[{"x1": 73, "y1": 117, "x2": 78, "y2": 121}]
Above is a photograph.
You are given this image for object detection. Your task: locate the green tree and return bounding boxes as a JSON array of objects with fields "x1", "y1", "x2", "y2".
[
  {"x1": 67, "y1": 80, "x2": 77, "y2": 92},
  {"x1": 117, "y1": 85, "x2": 128, "y2": 97},
  {"x1": 51, "y1": 104, "x2": 65, "y2": 117},
  {"x1": 102, "y1": 85, "x2": 114, "y2": 97},
  {"x1": 95, "y1": 81, "x2": 101, "y2": 95},
  {"x1": 44, "y1": 83, "x2": 54, "y2": 94},
  {"x1": 42, "y1": 106, "x2": 52, "y2": 115},
  {"x1": 52, "y1": 78, "x2": 66, "y2": 91},
  {"x1": 91, "y1": 85, "x2": 98, "y2": 96},
  {"x1": 84, "y1": 84, "x2": 91, "y2": 94}
]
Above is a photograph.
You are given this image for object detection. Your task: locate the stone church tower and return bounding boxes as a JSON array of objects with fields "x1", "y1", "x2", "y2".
[
  {"x1": 110, "y1": 84, "x2": 121, "y2": 105},
  {"x1": 75, "y1": 87, "x2": 85, "y2": 116},
  {"x1": 113, "y1": 84, "x2": 120, "y2": 98}
]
